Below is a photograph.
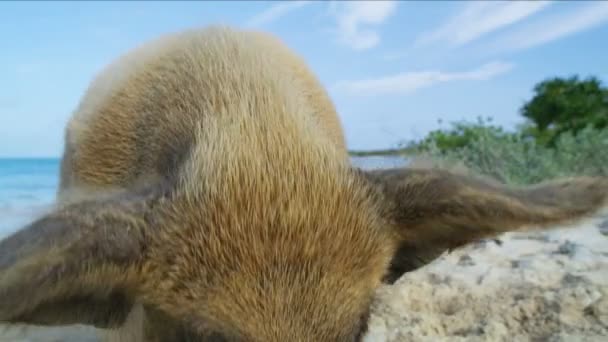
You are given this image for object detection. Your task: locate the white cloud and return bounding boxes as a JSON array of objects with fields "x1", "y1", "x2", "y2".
[
  {"x1": 496, "y1": 2, "x2": 608, "y2": 52},
  {"x1": 245, "y1": 1, "x2": 312, "y2": 28},
  {"x1": 416, "y1": 1, "x2": 552, "y2": 47},
  {"x1": 329, "y1": 1, "x2": 398, "y2": 50},
  {"x1": 333, "y1": 61, "x2": 514, "y2": 95}
]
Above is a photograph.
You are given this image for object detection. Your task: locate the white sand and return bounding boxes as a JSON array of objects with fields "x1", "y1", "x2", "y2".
[
  {"x1": 2, "y1": 216, "x2": 607, "y2": 341},
  {"x1": 365, "y1": 214, "x2": 608, "y2": 342}
]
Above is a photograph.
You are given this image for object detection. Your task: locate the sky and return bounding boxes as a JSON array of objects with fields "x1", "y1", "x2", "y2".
[{"x1": 1, "y1": 1, "x2": 608, "y2": 157}]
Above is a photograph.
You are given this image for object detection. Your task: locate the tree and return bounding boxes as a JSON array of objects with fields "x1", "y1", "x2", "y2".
[{"x1": 520, "y1": 76, "x2": 608, "y2": 146}]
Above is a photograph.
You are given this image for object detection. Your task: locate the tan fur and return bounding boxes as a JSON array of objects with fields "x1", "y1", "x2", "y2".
[
  {"x1": 59, "y1": 28, "x2": 345, "y2": 201},
  {"x1": 1, "y1": 25, "x2": 607, "y2": 342}
]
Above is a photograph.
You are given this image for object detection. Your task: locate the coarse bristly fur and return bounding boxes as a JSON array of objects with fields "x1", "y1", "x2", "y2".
[{"x1": 1, "y1": 26, "x2": 607, "y2": 342}]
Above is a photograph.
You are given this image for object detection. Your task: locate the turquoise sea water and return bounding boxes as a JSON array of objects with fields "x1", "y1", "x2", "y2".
[
  {"x1": 0, "y1": 158, "x2": 60, "y2": 237},
  {"x1": 0, "y1": 156, "x2": 407, "y2": 238}
]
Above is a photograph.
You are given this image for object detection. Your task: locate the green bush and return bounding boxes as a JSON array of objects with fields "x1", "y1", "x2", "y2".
[
  {"x1": 410, "y1": 120, "x2": 608, "y2": 185},
  {"x1": 402, "y1": 74, "x2": 608, "y2": 185},
  {"x1": 413, "y1": 117, "x2": 509, "y2": 153},
  {"x1": 520, "y1": 76, "x2": 608, "y2": 147}
]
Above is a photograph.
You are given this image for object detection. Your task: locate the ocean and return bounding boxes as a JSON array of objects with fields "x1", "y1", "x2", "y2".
[
  {"x1": 0, "y1": 156, "x2": 408, "y2": 239},
  {"x1": 0, "y1": 158, "x2": 60, "y2": 238}
]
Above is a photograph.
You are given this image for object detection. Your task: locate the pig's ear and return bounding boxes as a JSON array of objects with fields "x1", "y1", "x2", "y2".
[
  {"x1": 364, "y1": 167, "x2": 608, "y2": 283},
  {"x1": 0, "y1": 192, "x2": 157, "y2": 328}
]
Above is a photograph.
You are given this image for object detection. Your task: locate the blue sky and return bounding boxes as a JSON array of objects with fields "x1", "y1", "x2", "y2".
[{"x1": 1, "y1": 1, "x2": 608, "y2": 157}]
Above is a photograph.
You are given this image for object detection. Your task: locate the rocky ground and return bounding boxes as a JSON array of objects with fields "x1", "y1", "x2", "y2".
[
  {"x1": 365, "y1": 213, "x2": 608, "y2": 342},
  {"x1": 1, "y1": 215, "x2": 607, "y2": 342}
]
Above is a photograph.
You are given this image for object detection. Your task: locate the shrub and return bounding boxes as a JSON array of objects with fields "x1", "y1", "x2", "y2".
[
  {"x1": 520, "y1": 75, "x2": 608, "y2": 147},
  {"x1": 410, "y1": 120, "x2": 608, "y2": 186},
  {"x1": 412, "y1": 117, "x2": 509, "y2": 154}
]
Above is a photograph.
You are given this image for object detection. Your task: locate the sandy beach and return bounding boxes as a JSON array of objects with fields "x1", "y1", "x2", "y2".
[
  {"x1": 1, "y1": 213, "x2": 607, "y2": 341},
  {"x1": 365, "y1": 213, "x2": 608, "y2": 342}
]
